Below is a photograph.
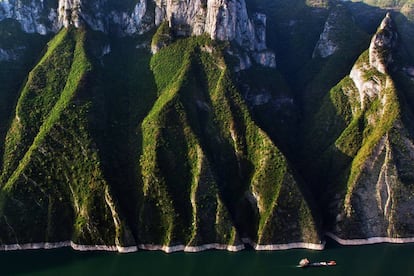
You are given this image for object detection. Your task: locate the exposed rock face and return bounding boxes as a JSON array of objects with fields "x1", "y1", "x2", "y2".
[
  {"x1": 111, "y1": 0, "x2": 149, "y2": 35},
  {"x1": 313, "y1": 4, "x2": 357, "y2": 59},
  {"x1": 231, "y1": 51, "x2": 252, "y2": 72},
  {"x1": 0, "y1": 0, "x2": 275, "y2": 68},
  {"x1": 252, "y1": 50, "x2": 276, "y2": 68},
  {"x1": 0, "y1": 0, "x2": 57, "y2": 34},
  {"x1": 0, "y1": 47, "x2": 24, "y2": 61},
  {"x1": 154, "y1": 0, "x2": 206, "y2": 35},
  {"x1": 0, "y1": 0, "x2": 151, "y2": 35},
  {"x1": 58, "y1": 0, "x2": 82, "y2": 28},
  {"x1": 57, "y1": 0, "x2": 151, "y2": 34},
  {"x1": 154, "y1": 0, "x2": 275, "y2": 67},
  {"x1": 154, "y1": 0, "x2": 263, "y2": 51},
  {"x1": 349, "y1": 13, "x2": 398, "y2": 111},
  {"x1": 336, "y1": 124, "x2": 414, "y2": 239},
  {"x1": 369, "y1": 12, "x2": 397, "y2": 74},
  {"x1": 349, "y1": 60, "x2": 383, "y2": 111},
  {"x1": 310, "y1": 13, "x2": 414, "y2": 240},
  {"x1": 313, "y1": 9, "x2": 340, "y2": 58}
]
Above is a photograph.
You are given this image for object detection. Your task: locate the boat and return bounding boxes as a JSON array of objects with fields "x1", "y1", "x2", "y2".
[{"x1": 297, "y1": 258, "x2": 336, "y2": 268}]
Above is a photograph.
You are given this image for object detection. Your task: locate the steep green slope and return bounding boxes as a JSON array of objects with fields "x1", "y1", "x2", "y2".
[
  {"x1": 0, "y1": 28, "x2": 124, "y2": 246},
  {"x1": 3, "y1": 0, "x2": 414, "y2": 249},
  {"x1": 0, "y1": 27, "x2": 321, "y2": 248},
  {"x1": 139, "y1": 36, "x2": 321, "y2": 246},
  {"x1": 0, "y1": 20, "x2": 49, "y2": 174},
  {"x1": 306, "y1": 14, "x2": 414, "y2": 239}
]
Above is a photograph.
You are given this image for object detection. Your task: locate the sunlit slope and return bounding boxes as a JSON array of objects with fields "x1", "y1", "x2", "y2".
[
  {"x1": 0, "y1": 29, "x2": 320, "y2": 248},
  {"x1": 0, "y1": 20, "x2": 49, "y2": 176},
  {"x1": 0, "y1": 28, "x2": 126, "y2": 246},
  {"x1": 305, "y1": 14, "x2": 414, "y2": 239},
  {"x1": 139, "y1": 37, "x2": 321, "y2": 247}
]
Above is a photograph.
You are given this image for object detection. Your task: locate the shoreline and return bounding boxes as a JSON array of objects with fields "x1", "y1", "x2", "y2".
[
  {"x1": 0, "y1": 239, "x2": 324, "y2": 253},
  {"x1": 241, "y1": 238, "x2": 325, "y2": 251},
  {"x1": 3, "y1": 233, "x2": 414, "y2": 253},
  {"x1": 326, "y1": 232, "x2": 414, "y2": 245}
]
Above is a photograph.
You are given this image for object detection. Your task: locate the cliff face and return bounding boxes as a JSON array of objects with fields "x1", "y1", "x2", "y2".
[
  {"x1": 0, "y1": 0, "x2": 57, "y2": 34},
  {"x1": 0, "y1": 0, "x2": 275, "y2": 67},
  {"x1": 313, "y1": 7, "x2": 341, "y2": 58},
  {"x1": 56, "y1": 0, "x2": 152, "y2": 35},
  {"x1": 306, "y1": 12, "x2": 414, "y2": 239},
  {"x1": 368, "y1": 12, "x2": 397, "y2": 74}
]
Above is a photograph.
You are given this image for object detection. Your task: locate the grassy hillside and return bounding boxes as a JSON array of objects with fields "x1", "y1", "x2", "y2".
[
  {"x1": 0, "y1": 28, "x2": 121, "y2": 245},
  {"x1": 139, "y1": 36, "x2": 321, "y2": 245},
  {"x1": 0, "y1": 19, "x2": 50, "y2": 174},
  {"x1": 0, "y1": 27, "x2": 321, "y2": 247},
  {"x1": 306, "y1": 38, "x2": 414, "y2": 237},
  {"x1": 2, "y1": 0, "x2": 414, "y2": 248}
]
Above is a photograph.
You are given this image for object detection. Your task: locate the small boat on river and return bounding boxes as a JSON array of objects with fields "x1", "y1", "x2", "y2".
[{"x1": 297, "y1": 258, "x2": 336, "y2": 268}]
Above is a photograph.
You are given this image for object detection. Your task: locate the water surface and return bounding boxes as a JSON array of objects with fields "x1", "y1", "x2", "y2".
[{"x1": 1, "y1": 239, "x2": 413, "y2": 276}]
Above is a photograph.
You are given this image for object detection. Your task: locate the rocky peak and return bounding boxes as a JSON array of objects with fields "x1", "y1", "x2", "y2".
[
  {"x1": 154, "y1": 0, "x2": 275, "y2": 67},
  {"x1": 348, "y1": 13, "x2": 399, "y2": 111},
  {"x1": 369, "y1": 12, "x2": 398, "y2": 74},
  {"x1": 58, "y1": 0, "x2": 82, "y2": 28},
  {"x1": 313, "y1": 5, "x2": 348, "y2": 59}
]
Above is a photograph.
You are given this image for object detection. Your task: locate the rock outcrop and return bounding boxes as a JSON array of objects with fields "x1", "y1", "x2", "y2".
[
  {"x1": 308, "y1": 13, "x2": 414, "y2": 240},
  {"x1": 153, "y1": 0, "x2": 275, "y2": 67},
  {"x1": 0, "y1": 0, "x2": 275, "y2": 68},
  {"x1": 0, "y1": 0, "x2": 57, "y2": 34},
  {"x1": 349, "y1": 13, "x2": 397, "y2": 110},
  {"x1": 58, "y1": 0, "x2": 82, "y2": 28},
  {"x1": 57, "y1": 0, "x2": 152, "y2": 34},
  {"x1": 369, "y1": 12, "x2": 397, "y2": 74},
  {"x1": 0, "y1": 47, "x2": 24, "y2": 61},
  {"x1": 313, "y1": 4, "x2": 362, "y2": 59},
  {"x1": 154, "y1": 0, "x2": 264, "y2": 51},
  {"x1": 313, "y1": 8, "x2": 340, "y2": 58}
]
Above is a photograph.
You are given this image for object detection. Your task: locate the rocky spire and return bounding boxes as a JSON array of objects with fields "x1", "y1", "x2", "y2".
[
  {"x1": 58, "y1": 0, "x2": 82, "y2": 28},
  {"x1": 369, "y1": 12, "x2": 398, "y2": 74}
]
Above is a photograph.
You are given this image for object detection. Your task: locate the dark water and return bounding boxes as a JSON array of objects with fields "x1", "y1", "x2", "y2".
[{"x1": 1, "y1": 239, "x2": 414, "y2": 276}]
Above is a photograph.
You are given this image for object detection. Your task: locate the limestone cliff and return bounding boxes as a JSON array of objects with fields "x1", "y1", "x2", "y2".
[
  {"x1": 0, "y1": 0, "x2": 57, "y2": 34},
  {"x1": 154, "y1": 0, "x2": 265, "y2": 51},
  {"x1": 313, "y1": 7, "x2": 341, "y2": 58},
  {"x1": 152, "y1": 0, "x2": 275, "y2": 67},
  {"x1": 0, "y1": 0, "x2": 275, "y2": 68},
  {"x1": 307, "y1": 13, "x2": 414, "y2": 240},
  {"x1": 369, "y1": 12, "x2": 397, "y2": 74}
]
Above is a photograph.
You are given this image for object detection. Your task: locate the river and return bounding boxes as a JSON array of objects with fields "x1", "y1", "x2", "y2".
[{"x1": 1, "y1": 239, "x2": 413, "y2": 275}]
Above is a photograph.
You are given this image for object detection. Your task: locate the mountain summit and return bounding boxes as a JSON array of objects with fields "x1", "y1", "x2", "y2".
[{"x1": 369, "y1": 12, "x2": 398, "y2": 74}]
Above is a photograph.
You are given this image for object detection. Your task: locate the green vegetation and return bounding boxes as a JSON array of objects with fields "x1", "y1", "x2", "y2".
[
  {"x1": 151, "y1": 21, "x2": 172, "y2": 53},
  {"x1": 2, "y1": 0, "x2": 414, "y2": 247},
  {"x1": 303, "y1": 40, "x2": 407, "y2": 237},
  {"x1": 139, "y1": 34, "x2": 320, "y2": 245},
  {"x1": 0, "y1": 23, "x2": 320, "y2": 247},
  {"x1": 0, "y1": 19, "x2": 50, "y2": 174},
  {"x1": 0, "y1": 28, "x2": 118, "y2": 245}
]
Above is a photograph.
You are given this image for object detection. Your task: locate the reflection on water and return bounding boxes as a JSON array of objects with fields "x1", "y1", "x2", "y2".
[{"x1": 1, "y1": 239, "x2": 414, "y2": 276}]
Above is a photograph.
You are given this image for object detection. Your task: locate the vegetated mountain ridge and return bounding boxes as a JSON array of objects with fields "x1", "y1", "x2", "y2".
[
  {"x1": 305, "y1": 11, "x2": 414, "y2": 240},
  {"x1": 0, "y1": 0, "x2": 413, "y2": 251}
]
